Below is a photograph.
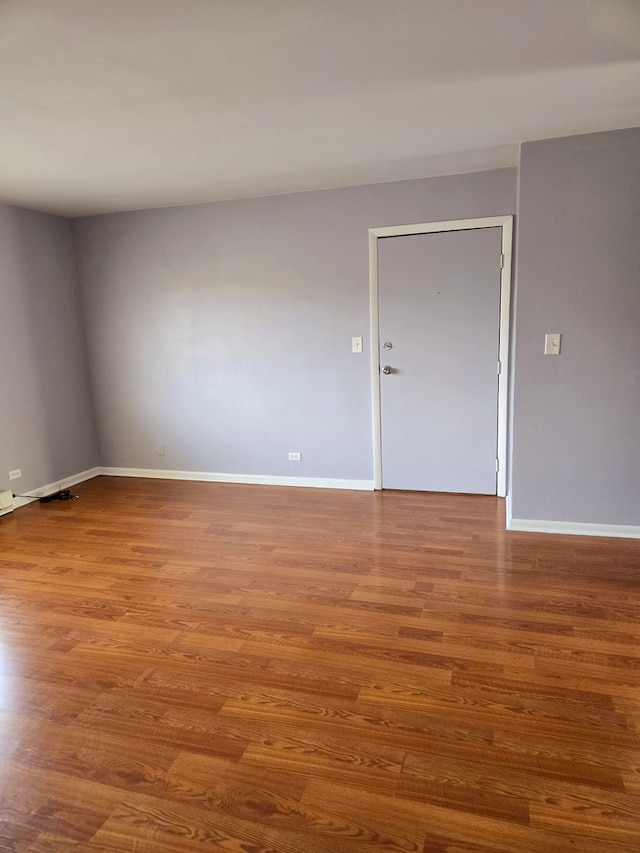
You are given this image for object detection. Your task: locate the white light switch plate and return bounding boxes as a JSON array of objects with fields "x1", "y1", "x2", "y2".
[
  {"x1": 352, "y1": 336, "x2": 363, "y2": 353},
  {"x1": 544, "y1": 333, "x2": 561, "y2": 355}
]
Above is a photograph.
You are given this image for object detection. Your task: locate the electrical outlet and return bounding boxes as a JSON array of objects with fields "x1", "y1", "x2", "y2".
[
  {"x1": 288, "y1": 452, "x2": 302, "y2": 461},
  {"x1": 9, "y1": 469, "x2": 21, "y2": 480}
]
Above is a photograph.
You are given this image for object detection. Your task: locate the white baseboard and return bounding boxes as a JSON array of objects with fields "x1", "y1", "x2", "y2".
[
  {"x1": 508, "y1": 516, "x2": 640, "y2": 540},
  {"x1": 7, "y1": 469, "x2": 637, "y2": 536},
  {"x1": 99, "y1": 467, "x2": 374, "y2": 492},
  {"x1": 11, "y1": 467, "x2": 101, "y2": 510}
]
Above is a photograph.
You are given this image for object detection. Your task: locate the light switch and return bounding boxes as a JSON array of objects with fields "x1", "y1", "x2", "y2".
[
  {"x1": 352, "y1": 336, "x2": 363, "y2": 353},
  {"x1": 544, "y1": 333, "x2": 562, "y2": 355}
]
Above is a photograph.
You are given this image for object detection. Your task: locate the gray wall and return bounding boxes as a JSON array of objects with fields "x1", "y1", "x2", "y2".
[
  {"x1": 0, "y1": 204, "x2": 98, "y2": 495},
  {"x1": 511, "y1": 128, "x2": 640, "y2": 525},
  {"x1": 3, "y1": 127, "x2": 638, "y2": 528},
  {"x1": 72, "y1": 169, "x2": 516, "y2": 481}
]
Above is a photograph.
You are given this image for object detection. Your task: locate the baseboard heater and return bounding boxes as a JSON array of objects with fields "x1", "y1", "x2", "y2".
[{"x1": 0, "y1": 490, "x2": 14, "y2": 517}]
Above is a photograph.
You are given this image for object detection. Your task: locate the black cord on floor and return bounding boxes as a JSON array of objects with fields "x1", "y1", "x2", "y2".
[{"x1": 13, "y1": 489, "x2": 78, "y2": 502}]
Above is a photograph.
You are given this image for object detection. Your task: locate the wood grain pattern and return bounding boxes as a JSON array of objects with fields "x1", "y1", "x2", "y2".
[{"x1": 0, "y1": 475, "x2": 639, "y2": 851}]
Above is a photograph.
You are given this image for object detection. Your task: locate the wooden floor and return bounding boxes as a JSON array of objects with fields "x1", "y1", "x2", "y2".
[{"x1": 0, "y1": 477, "x2": 639, "y2": 852}]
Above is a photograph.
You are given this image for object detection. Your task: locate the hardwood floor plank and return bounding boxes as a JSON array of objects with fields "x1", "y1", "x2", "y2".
[
  {"x1": 396, "y1": 774, "x2": 531, "y2": 824},
  {"x1": 90, "y1": 793, "x2": 402, "y2": 853}
]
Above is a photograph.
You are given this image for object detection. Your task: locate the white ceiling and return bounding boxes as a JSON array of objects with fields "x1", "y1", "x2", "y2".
[{"x1": 1, "y1": 0, "x2": 639, "y2": 217}]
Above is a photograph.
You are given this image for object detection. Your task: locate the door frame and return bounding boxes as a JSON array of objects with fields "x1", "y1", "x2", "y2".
[{"x1": 369, "y1": 215, "x2": 513, "y2": 497}]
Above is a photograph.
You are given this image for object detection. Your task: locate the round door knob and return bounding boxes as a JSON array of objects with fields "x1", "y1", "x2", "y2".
[
  {"x1": 383, "y1": 341, "x2": 393, "y2": 350},
  {"x1": 382, "y1": 365, "x2": 392, "y2": 374}
]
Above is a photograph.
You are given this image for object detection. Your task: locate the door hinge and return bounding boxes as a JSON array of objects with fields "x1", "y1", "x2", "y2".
[
  {"x1": 496, "y1": 459, "x2": 500, "y2": 472},
  {"x1": 497, "y1": 360, "x2": 502, "y2": 375},
  {"x1": 500, "y1": 253, "x2": 505, "y2": 269}
]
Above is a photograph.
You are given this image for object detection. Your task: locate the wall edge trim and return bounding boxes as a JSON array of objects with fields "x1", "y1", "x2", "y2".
[
  {"x1": 11, "y1": 467, "x2": 101, "y2": 510},
  {"x1": 507, "y1": 516, "x2": 640, "y2": 540},
  {"x1": 99, "y1": 467, "x2": 375, "y2": 491}
]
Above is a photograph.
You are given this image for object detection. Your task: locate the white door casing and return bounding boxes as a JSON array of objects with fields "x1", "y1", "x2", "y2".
[{"x1": 369, "y1": 216, "x2": 513, "y2": 496}]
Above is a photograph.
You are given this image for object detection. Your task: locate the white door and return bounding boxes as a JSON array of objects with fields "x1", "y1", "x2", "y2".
[{"x1": 378, "y1": 227, "x2": 503, "y2": 494}]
